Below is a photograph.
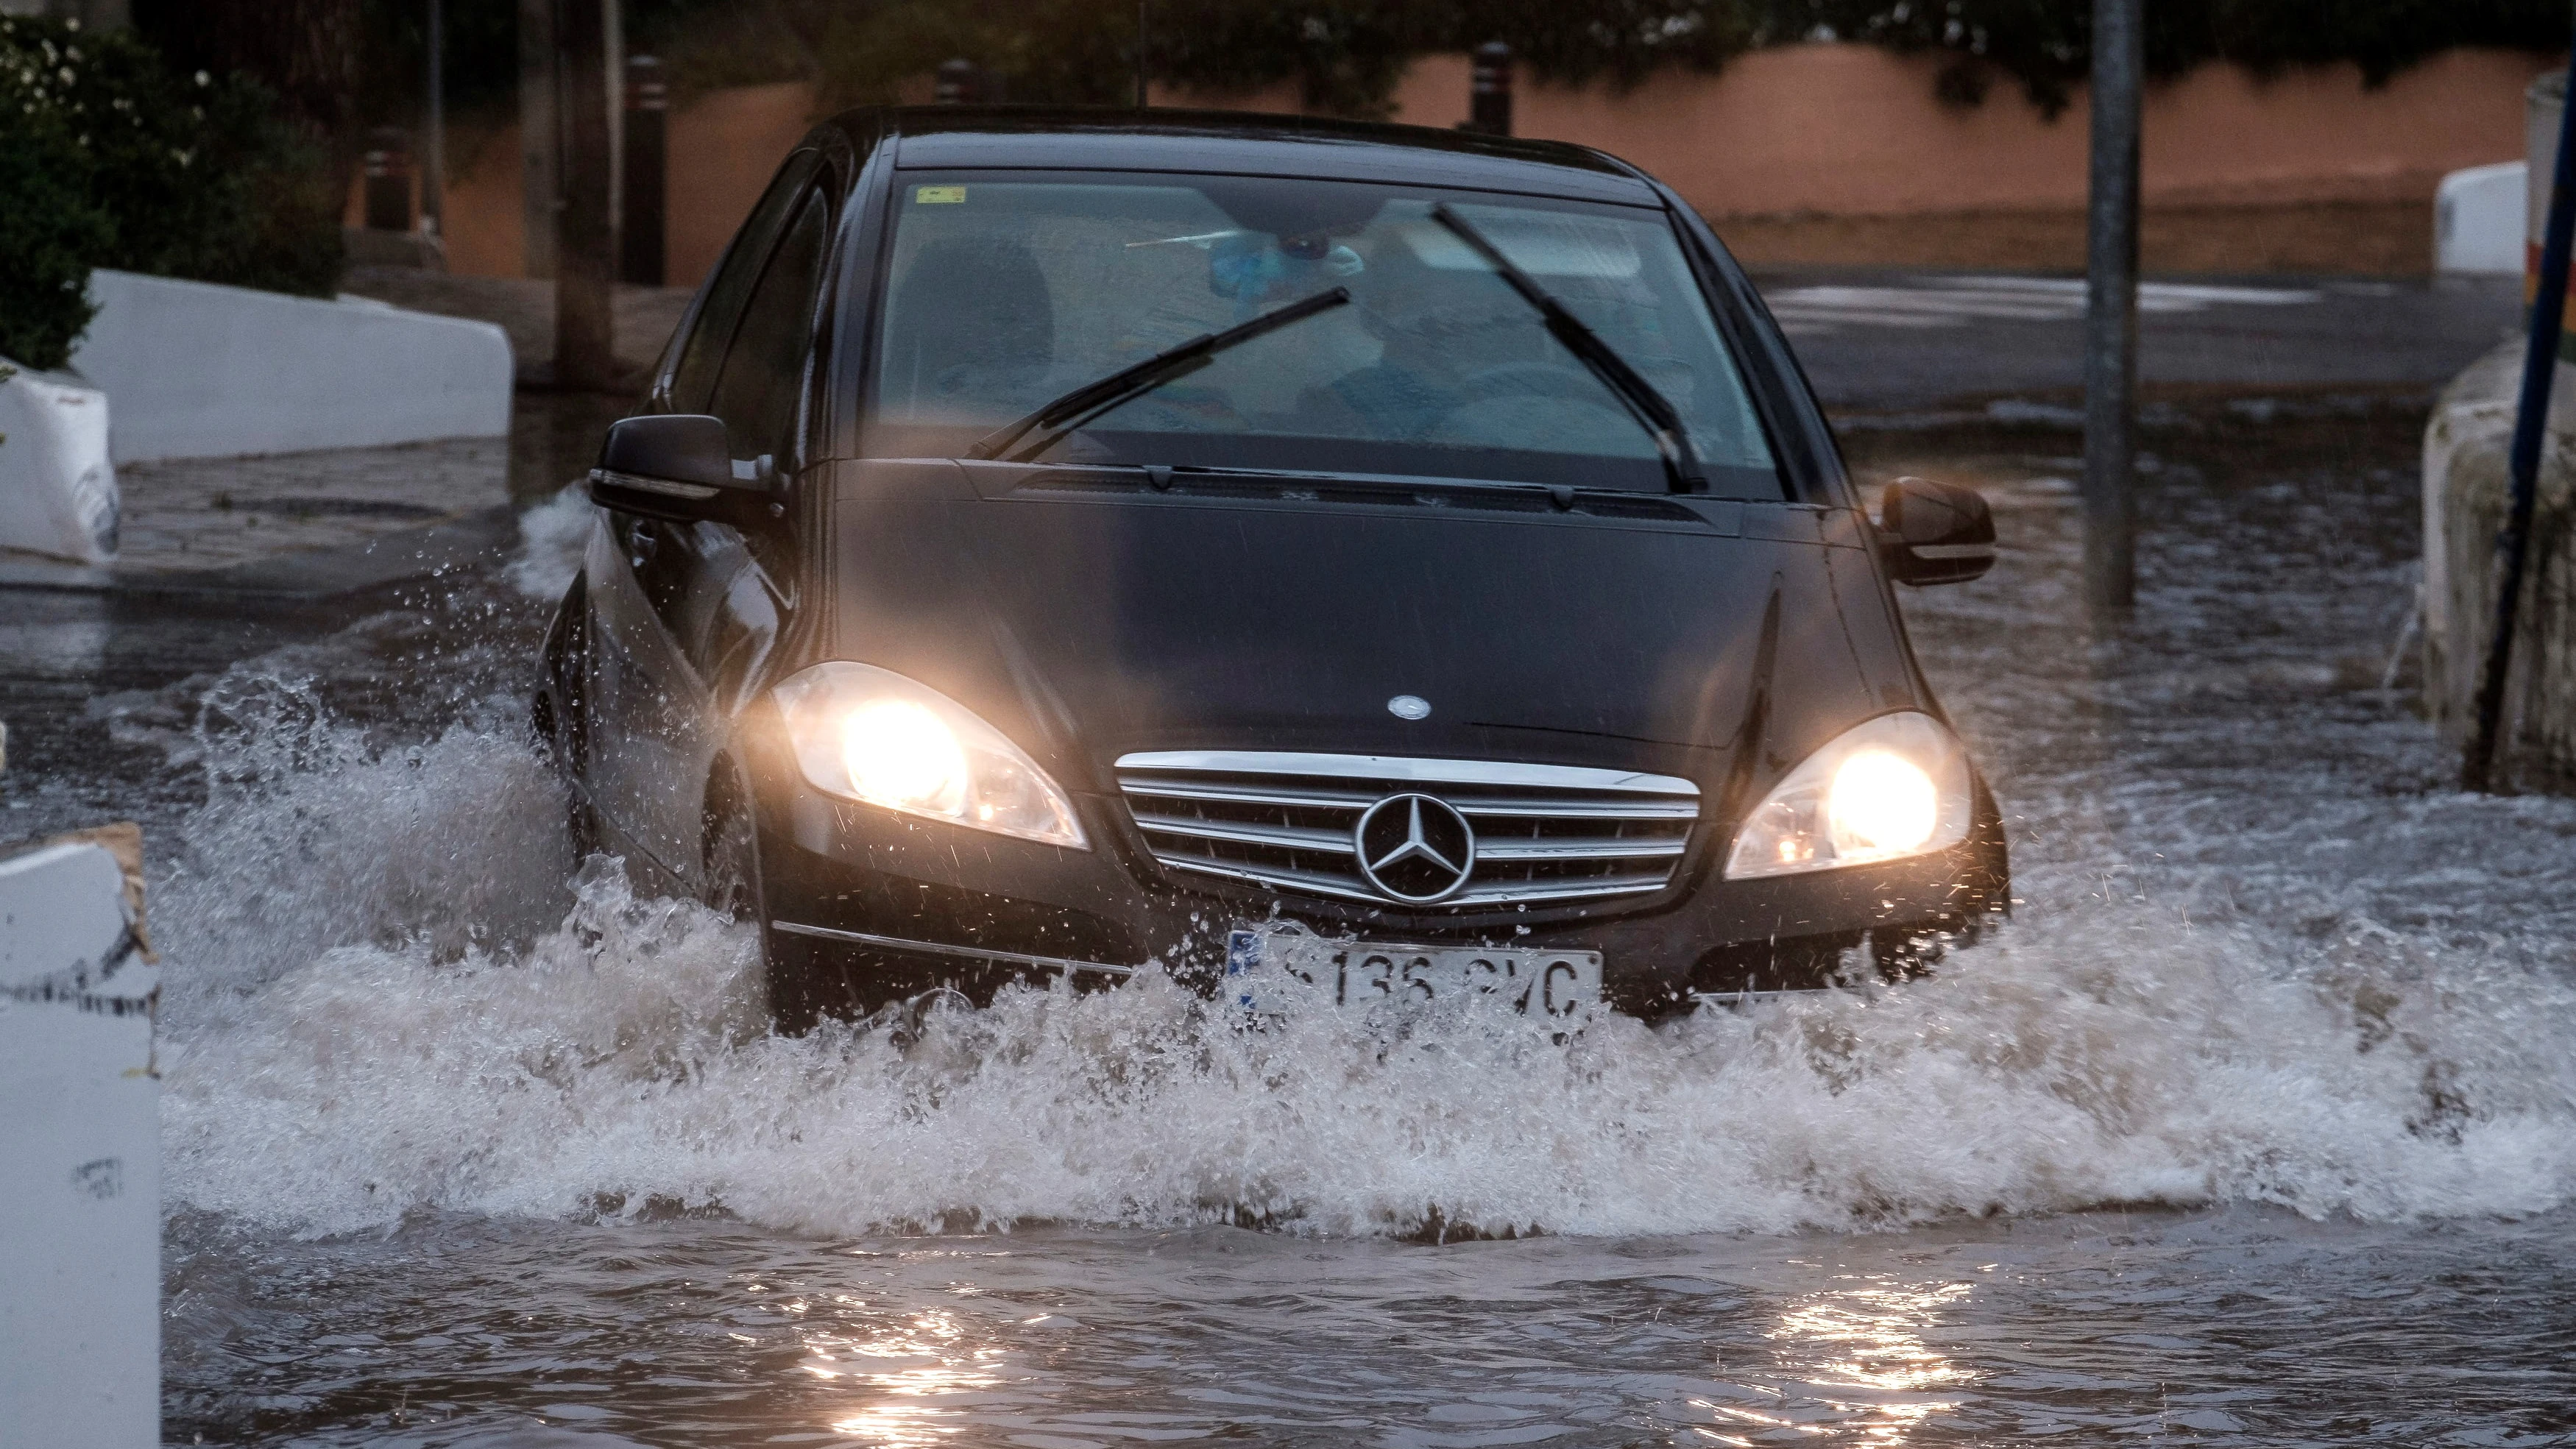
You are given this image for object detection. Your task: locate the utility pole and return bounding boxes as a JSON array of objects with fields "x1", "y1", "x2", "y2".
[
  {"x1": 422, "y1": 0, "x2": 445, "y2": 254},
  {"x1": 517, "y1": 0, "x2": 559, "y2": 280},
  {"x1": 2082, "y1": 0, "x2": 2142, "y2": 612},
  {"x1": 556, "y1": 0, "x2": 616, "y2": 390},
  {"x1": 622, "y1": 54, "x2": 667, "y2": 286}
]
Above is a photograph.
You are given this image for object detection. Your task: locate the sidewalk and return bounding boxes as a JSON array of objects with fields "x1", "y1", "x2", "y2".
[
  {"x1": 0, "y1": 436, "x2": 514, "y2": 598},
  {"x1": 0, "y1": 260, "x2": 665, "y2": 601},
  {"x1": 339, "y1": 266, "x2": 695, "y2": 387}
]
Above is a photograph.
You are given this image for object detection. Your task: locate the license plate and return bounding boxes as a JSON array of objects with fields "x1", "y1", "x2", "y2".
[{"x1": 1225, "y1": 927, "x2": 1602, "y2": 1018}]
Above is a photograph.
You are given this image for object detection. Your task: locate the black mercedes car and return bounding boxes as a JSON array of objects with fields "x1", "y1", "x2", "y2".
[{"x1": 536, "y1": 107, "x2": 2008, "y2": 1030}]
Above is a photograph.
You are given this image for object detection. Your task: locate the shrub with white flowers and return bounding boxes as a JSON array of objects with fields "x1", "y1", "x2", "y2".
[{"x1": 0, "y1": 15, "x2": 339, "y2": 372}]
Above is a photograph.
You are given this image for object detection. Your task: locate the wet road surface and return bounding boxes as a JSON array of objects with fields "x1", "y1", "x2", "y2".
[
  {"x1": 5, "y1": 358, "x2": 2575, "y2": 1447},
  {"x1": 1756, "y1": 270, "x2": 2519, "y2": 412}
]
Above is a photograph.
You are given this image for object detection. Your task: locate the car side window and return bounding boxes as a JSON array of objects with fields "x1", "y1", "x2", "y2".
[
  {"x1": 668, "y1": 152, "x2": 822, "y2": 414},
  {"x1": 707, "y1": 191, "x2": 831, "y2": 467}
]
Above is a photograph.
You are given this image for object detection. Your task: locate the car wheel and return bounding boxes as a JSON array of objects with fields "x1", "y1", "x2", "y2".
[{"x1": 702, "y1": 768, "x2": 829, "y2": 1035}]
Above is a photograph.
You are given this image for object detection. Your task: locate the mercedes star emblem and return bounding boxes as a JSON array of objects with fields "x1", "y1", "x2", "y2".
[{"x1": 1354, "y1": 793, "x2": 1476, "y2": 903}]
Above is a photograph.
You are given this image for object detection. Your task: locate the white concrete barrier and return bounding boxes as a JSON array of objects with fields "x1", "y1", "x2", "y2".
[
  {"x1": 0, "y1": 359, "x2": 119, "y2": 564},
  {"x1": 2435, "y1": 161, "x2": 2527, "y2": 275},
  {"x1": 2423, "y1": 341, "x2": 2576, "y2": 792},
  {"x1": 68, "y1": 269, "x2": 512, "y2": 464},
  {"x1": 0, "y1": 829, "x2": 160, "y2": 1449}
]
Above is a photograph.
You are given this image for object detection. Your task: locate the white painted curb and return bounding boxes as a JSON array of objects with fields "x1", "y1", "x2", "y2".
[
  {"x1": 2436, "y1": 161, "x2": 2527, "y2": 276},
  {"x1": 70, "y1": 269, "x2": 514, "y2": 464},
  {"x1": 0, "y1": 359, "x2": 119, "y2": 564},
  {"x1": 0, "y1": 837, "x2": 159, "y2": 1449}
]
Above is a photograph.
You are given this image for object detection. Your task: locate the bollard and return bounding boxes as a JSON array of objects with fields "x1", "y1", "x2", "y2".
[
  {"x1": 2463, "y1": 52, "x2": 2576, "y2": 791},
  {"x1": 0, "y1": 826, "x2": 160, "y2": 1449},
  {"x1": 2082, "y1": 0, "x2": 2141, "y2": 612},
  {"x1": 424, "y1": 0, "x2": 447, "y2": 244},
  {"x1": 362, "y1": 126, "x2": 414, "y2": 233},
  {"x1": 1468, "y1": 42, "x2": 1512, "y2": 137},
  {"x1": 622, "y1": 55, "x2": 668, "y2": 286}
]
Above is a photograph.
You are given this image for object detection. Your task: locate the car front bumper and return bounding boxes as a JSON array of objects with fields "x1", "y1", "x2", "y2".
[{"x1": 746, "y1": 743, "x2": 2009, "y2": 1017}]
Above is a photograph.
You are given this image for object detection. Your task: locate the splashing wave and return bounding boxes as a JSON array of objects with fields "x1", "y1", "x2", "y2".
[{"x1": 152, "y1": 679, "x2": 2576, "y2": 1241}]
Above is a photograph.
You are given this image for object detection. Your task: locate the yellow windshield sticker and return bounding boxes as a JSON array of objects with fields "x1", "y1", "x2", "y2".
[{"x1": 915, "y1": 185, "x2": 966, "y2": 205}]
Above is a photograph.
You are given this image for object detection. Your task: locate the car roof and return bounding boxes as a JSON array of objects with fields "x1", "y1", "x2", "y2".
[{"x1": 835, "y1": 106, "x2": 1667, "y2": 209}]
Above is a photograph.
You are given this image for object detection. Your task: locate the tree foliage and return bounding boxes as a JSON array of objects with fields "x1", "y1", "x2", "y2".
[
  {"x1": 1771, "y1": 0, "x2": 2575, "y2": 117},
  {"x1": 0, "y1": 16, "x2": 342, "y2": 371}
]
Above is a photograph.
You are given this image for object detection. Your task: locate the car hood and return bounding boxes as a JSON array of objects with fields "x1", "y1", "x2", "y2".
[{"x1": 816, "y1": 461, "x2": 1924, "y2": 804}]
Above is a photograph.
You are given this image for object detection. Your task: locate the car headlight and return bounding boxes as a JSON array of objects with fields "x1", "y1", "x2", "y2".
[
  {"x1": 1724, "y1": 712, "x2": 1971, "y2": 879},
  {"x1": 772, "y1": 662, "x2": 1089, "y2": 849}
]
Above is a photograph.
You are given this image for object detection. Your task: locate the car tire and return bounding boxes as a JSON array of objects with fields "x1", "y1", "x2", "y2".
[{"x1": 701, "y1": 765, "x2": 828, "y2": 1036}]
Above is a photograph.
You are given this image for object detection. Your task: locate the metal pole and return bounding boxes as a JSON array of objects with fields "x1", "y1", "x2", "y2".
[
  {"x1": 517, "y1": 0, "x2": 560, "y2": 280},
  {"x1": 621, "y1": 54, "x2": 666, "y2": 286},
  {"x1": 2463, "y1": 49, "x2": 2576, "y2": 791},
  {"x1": 422, "y1": 0, "x2": 445, "y2": 248},
  {"x1": 2082, "y1": 0, "x2": 2141, "y2": 613}
]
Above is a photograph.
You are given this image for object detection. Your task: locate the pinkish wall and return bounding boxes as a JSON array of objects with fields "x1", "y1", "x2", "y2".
[
  {"x1": 660, "y1": 81, "x2": 820, "y2": 285},
  {"x1": 420, "y1": 81, "x2": 821, "y2": 283},
  {"x1": 408, "y1": 43, "x2": 2554, "y2": 283},
  {"x1": 1379, "y1": 44, "x2": 2547, "y2": 218}
]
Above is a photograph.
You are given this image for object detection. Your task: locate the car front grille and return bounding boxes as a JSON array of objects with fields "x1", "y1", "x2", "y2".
[{"x1": 1114, "y1": 751, "x2": 1701, "y2": 908}]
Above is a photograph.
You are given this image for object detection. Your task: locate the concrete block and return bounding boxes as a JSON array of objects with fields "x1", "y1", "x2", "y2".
[
  {"x1": 2435, "y1": 161, "x2": 2527, "y2": 275},
  {"x1": 69, "y1": 269, "x2": 512, "y2": 464},
  {"x1": 0, "y1": 832, "x2": 160, "y2": 1449},
  {"x1": 2424, "y1": 340, "x2": 2576, "y2": 792},
  {"x1": 0, "y1": 359, "x2": 118, "y2": 564}
]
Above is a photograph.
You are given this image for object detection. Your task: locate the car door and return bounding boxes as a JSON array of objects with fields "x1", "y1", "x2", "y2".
[{"x1": 586, "y1": 156, "x2": 830, "y2": 882}]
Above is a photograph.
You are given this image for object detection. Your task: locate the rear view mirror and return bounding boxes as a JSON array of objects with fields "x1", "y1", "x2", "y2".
[
  {"x1": 588, "y1": 414, "x2": 773, "y2": 527},
  {"x1": 1876, "y1": 476, "x2": 1995, "y2": 586}
]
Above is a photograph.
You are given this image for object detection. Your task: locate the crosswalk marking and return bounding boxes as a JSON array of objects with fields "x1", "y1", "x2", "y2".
[{"x1": 1758, "y1": 275, "x2": 2322, "y2": 336}]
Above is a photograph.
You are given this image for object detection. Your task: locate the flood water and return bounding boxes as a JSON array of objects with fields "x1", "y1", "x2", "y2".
[{"x1": 9, "y1": 400, "x2": 2576, "y2": 1445}]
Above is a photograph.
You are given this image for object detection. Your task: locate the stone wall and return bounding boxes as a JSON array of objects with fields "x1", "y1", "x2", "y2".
[{"x1": 2424, "y1": 341, "x2": 2576, "y2": 793}]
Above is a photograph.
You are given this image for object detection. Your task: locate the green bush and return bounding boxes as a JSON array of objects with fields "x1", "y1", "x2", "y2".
[{"x1": 0, "y1": 16, "x2": 342, "y2": 372}]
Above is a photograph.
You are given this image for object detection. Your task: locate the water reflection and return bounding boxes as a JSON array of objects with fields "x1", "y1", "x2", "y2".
[
  {"x1": 1683, "y1": 1267, "x2": 1972, "y2": 1444},
  {"x1": 818, "y1": 1311, "x2": 1003, "y2": 1446}
]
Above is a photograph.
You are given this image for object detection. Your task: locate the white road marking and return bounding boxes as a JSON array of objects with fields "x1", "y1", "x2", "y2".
[{"x1": 1761, "y1": 274, "x2": 2324, "y2": 336}]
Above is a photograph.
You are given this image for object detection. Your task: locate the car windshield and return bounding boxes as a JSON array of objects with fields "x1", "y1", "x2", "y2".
[{"x1": 865, "y1": 171, "x2": 1783, "y2": 497}]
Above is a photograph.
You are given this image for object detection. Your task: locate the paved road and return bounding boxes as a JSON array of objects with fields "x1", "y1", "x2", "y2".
[{"x1": 1751, "y1": 269, "x2": 2522, "y2": 414}]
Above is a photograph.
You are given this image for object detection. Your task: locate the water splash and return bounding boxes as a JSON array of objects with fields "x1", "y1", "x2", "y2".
[
  {"x1": 504, "y1": 484, "x2": 593, "y2": 601},
  {"x1": 151, "y1": 681, "x2": 2576, "y2": 1243}
]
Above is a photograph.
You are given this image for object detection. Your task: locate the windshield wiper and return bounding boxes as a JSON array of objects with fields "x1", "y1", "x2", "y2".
[
  {"x1": 1429, "y1": 203, "x2": 1705, "y2": 493},
  {"x1": 967, "y1": 286, "x2": 1352, "y2": 463}
]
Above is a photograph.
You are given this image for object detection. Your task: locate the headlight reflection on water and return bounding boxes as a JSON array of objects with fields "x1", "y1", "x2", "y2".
[
  {"x1": 817, "y1": 1311, "x2": 1001, "y2": 1446},
  {"x1": 1749, "y1": 1272, "x2": 1975, "y2": 1442}
]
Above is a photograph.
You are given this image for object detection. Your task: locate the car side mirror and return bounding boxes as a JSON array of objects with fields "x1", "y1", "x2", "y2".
[
  {"x1": 587, "y1": 414, "x2": 775, "y2": 527},
  {"x1": 1876, "y1": 476, "x2": 1995, "y2": 586}
]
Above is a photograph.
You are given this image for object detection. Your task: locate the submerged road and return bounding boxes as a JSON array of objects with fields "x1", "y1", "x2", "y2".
[
  {"x1": 1, "y1": 279, "x2": 2571, "y2": 1445},
  {"x1": 1758, "y1": 269, "x2": 2521, "y2": 413}
]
